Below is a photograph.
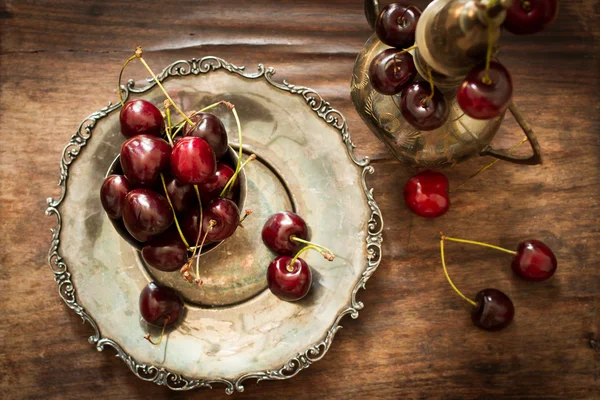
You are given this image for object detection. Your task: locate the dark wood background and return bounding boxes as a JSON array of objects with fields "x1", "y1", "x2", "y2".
[{"x1": 1, "y1": 0, "x2": 598, "y2": 398}]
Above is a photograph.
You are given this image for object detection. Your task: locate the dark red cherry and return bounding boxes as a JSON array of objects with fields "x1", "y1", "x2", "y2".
[
  {"x1": 120, "y1": 135, "x2": 171, "y2": 186},
  {"x1": 141, "y1": 230, "x2": 188, "y2": 272},
  {"x1": 181, "y1": 206, "x2": 203, "y2": 245},
  {"x1": 120, "y1": 99, "x2": 164, "y2": 138},
  {"x1": 267, "y1": 256, "x2": 312, "y2": 301},
  {"x1": 457, "y1": 62, "x2": 513, "y2": 120},
  {"x1": 202, "y1": 198, "x2": 240, "y2": 242},
  {"x1": 184, "y1": 113, "x2": 228, "y2": 159},
  {"x1": 262, "y1": 212, "x2": 309, "y2": 256},
  {"x1": 165, "y1": 176, "x2": 197, "y2": 213},
  {"x1": 122, "y1": 189, "x2": 173, "y2": 242},
  {"x1": 400, "y1": 82, "x2": 449, "y2": 131},
  {"x1": 504, "y1": 0, "x2": 558, "y2": 35},
  {"x1": 471, "y1": 289, "x2": 514, "y2": 331},
  {"x1": 375, "y1": 3, "x2": 422, "y2": 49},
  {"x1": 511, "y1": 240, "x2": 557, "y2": 281},
  {"x1": 170, "y1": 137, "x2": 216, "y2": 185},
  {"x1": 369, "y1": 49, "x2": 417, "y2": 95},
  {"x1": 403, "y1": 170, "x2": 449, "y2": 218},
  {"x1": 196, "y1": 162, "x2": 236, "y2": 201},
  {"x1": 100, "y1": 174, "x2": 132, "y2": 219},
  {"x1": 139, "y1": 282, "x2": 184, "y2": 327}
]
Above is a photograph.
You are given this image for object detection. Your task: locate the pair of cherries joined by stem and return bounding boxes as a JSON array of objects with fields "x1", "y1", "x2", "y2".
[
  {"x1": 440, "y1": 233, "x2": 557, "y2": 331},
  {"x1": 262, "y1": 212, "x2": 335, "y2": 301}
]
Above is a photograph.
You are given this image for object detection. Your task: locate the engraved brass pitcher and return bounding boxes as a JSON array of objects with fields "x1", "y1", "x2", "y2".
[{"x1": 351, "y1": 0, "x2": 542, "y2": 168}]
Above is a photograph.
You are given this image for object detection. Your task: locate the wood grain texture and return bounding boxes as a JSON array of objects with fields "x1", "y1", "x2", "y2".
[{"x1": 0, "y1": 0, "x2": 598, "y2": 398}]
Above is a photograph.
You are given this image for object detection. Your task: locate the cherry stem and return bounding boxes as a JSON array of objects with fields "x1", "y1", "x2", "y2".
[
  {"x1": 441, "y1": 233, "x2": 517, "y2": 255},
  {"x1": 117, "y1": 54, "x2": 137, "y2": 106},
  {"x1": 194, "y1": 220, "x2": 215, "y2": 283},
  {"x1": 440, "y1": 238, "x2": 477, "y2": 307},
  {"x1": 290, "y1": 236, "x2": 335, "y2": 261},
  {"x1": 220, "y1": 154, "x2": 257, "y2": 198},
  {"x1": 483, "y1": 10, "x2": 495, "y2": 85},
  {"x1": 422, "y1": 63, "x2": 435, "y2": 105},
  {"x1": 159, "y1": 173, "x2": 190, "y2": 248},
  {"x1": 144, "y1": 318, "x2": 168, "y2": 345},
  {"x1": 164, "y1": 101, "x2": 174, "y2": 147},
  {"x1": 134, "y1": 46, "x2": 194, "y2": 127},
  {"x1": 238, "y1": 209, "x2": 253, "y2": 226},
  {"x1": 451, "y1": 137, "x2": 528, "y2": 192},
  {"x1": 288, "y1": 244, "x2": 334, "y2": 273}
]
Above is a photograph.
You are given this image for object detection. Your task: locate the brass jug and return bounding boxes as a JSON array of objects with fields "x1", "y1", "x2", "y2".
[{"x1": 351, "y1": 0, "x2": 542, "y2": 168}]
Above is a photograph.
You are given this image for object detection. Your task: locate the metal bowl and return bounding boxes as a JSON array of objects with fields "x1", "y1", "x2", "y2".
[{"x1": 45, "y1": 57, "x2": 383, "y2": 393}]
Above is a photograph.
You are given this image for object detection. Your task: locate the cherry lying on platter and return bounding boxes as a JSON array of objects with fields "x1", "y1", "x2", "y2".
[
  {"x1": 267, "y1": 256, "x2": 313, "y2": 301},
  {"x1": 139, "y1": 281, "x2": 184, "y2": 327},
  {"x1": 262, "y1": 211, "x2": 309, "y2": 256}
]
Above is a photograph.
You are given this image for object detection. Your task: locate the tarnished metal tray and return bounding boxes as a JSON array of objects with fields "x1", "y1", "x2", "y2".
[{"x1": 45, "y1": 57, "x2": 383, "y2": 393}]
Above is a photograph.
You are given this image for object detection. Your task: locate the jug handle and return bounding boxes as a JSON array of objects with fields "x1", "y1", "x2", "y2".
[
  {"x1": 364, "y1": 0, "x2": 380, "y2": 30},
  {"x1": 480, "y1": 101, "x2": 543, "y2": 165}
]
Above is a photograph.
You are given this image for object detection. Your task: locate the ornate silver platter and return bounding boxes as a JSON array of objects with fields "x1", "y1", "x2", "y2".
[{"x1": 45, "y1": 57, "x2": 383, "y2": 393}]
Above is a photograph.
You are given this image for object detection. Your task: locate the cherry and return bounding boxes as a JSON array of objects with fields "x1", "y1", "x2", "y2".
[
  {"x1": 181, "y1": 206, "x2": 203, "y2": 245},
  {"x1": 400, "y1": 82, "x2": 449, "y2": 131},
  {"x1": 120, "y1": 99, "x2": 164, "y2": 138},
  {"x1": 120, "y1": 135, "x2": 171, "y2": 186},
  {"x1": 196, "y1": 162, "x2": 237, "y2": 201},
  {"x1": 184, "y1": 113, "x2": 228, "y2": 159},
  {"x1": 100, "y1": 174, "x2": 132, "y2": 219},
  {"x1": 110, "y1": 217, "x2": 143, "y2": 248},
  {"x1": 471, "y1": 289, "x2": 515, "y2": 331},
  {"x1": 403, "y1": 170, "x2": 449, "y2": 218},
  {"x1": 170, "y1": 137, "x2": 216, "y2": 185},
  {"x1": 262, "y1": 212, "x2": 309, "y2": 256},
  {"x1": 202, "y1": 198, "x2": 240, "y2": 242},
  {"x1": 164, "y1": 175, "x2": 197, "y2": 213},
  {"x1": 369, "y1": 49, "x2": 417, "y2": 95},
  {"x1": 504, "y1": 0, "x2": 558, "y2": 35},
  {"x1": 375, "y1": 3, "x2": 421, "y2": 49},
  {"x1": 122, "y1": 189, "x2": 173, "y2": 242},
  {"x1": 141, "y1": 230, "x2": 188, "y2": 272},
  {"x1": 440, "y1": 235, "x2": 514, "y2": 331},
  {"x1": 512, "y1": 240, "x2": 557, "y2": 281},
  {"x1": 457, "y1": 62, "x2": 513, "y2": 120},
  {"x1": 267, "y1": 256, "x2": 312, "y2": 301},
  {"x1": 139, "y1": 282, "x2": 184, "y2": 328}
]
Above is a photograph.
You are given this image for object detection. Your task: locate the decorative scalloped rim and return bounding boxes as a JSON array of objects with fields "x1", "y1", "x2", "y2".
[{"x1": 45, "y1": 57, "x2": 383, "y2": 394}]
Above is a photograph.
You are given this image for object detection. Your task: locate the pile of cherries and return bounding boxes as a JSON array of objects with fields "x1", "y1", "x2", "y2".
[
  {"x1": 262, "y1": 212, "x2": 335, "y2": 301},
  {"x1": 368, "y1": 1, "x2": 558, "y2": 130}
]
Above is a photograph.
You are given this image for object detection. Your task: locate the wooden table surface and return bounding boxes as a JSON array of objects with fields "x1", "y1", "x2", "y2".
[{"x1": 1, "y1": 0, "x2": 598, "y2": 398}]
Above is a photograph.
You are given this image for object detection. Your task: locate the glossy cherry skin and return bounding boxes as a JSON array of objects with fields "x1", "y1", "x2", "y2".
[
  {"x1": 457, "y1": 62, "x2": 513, "y2": 120},
  {"x1": 170, "y1": 137, "x2": 216, "y2": 185},
  {"x1": 139, "y1": 282, "x2": 184, "y2": 327},
  {"x1": 267, "y1": 256, "x2": 312, "y2": 301},
  {"x1": 471, "y1": 289, "x2": 514, "y2": 331},
  {"x1": 120, "y1": 99, "x2": 164, "y2": 138},
  {"x1": 184, "y1": 113, "x2": 228, "y2": 159},
  {"x1": 369, "y1": 49, "x2": 417, "y2": 95},
  {"x1": 196, "y1": 162, "x2": 237, "y2": 201},
  {"x1": 203, "y1": 198, "x2": 240, "y2": 242},
  {"x1": 400, "y1": 82, "x2": 449, "y2": 131},
  {"x1": 504, "y1": 0, "x2": 558, "y2": 35},
  {"x1": 375, "y1": 3, "x2": 422, "y2": 49},
  {"x1": 122, "y1": 189, "x2": 173, "y2": 242},
  {"x1": 120, "y1": 135, "x2": 171, "y2": 186},
  {"x1": 511, "y1": 240, "x2": 557, "y2": 281},
  {"x1": 100, "y1": 174, "x2": 132, "y2": 219},
  {"x1": 141, "y1": 230, "x2": 188, "y2": 272},
  {"x1": 165, "y1": 176, "x2": 197, "y2": 213},
  {"x1": 262, "y1": 212, "x2": 309, "y2": 256},
  {"x1": 403, "y1": 170, "x2": 449, "y2": 218}
]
